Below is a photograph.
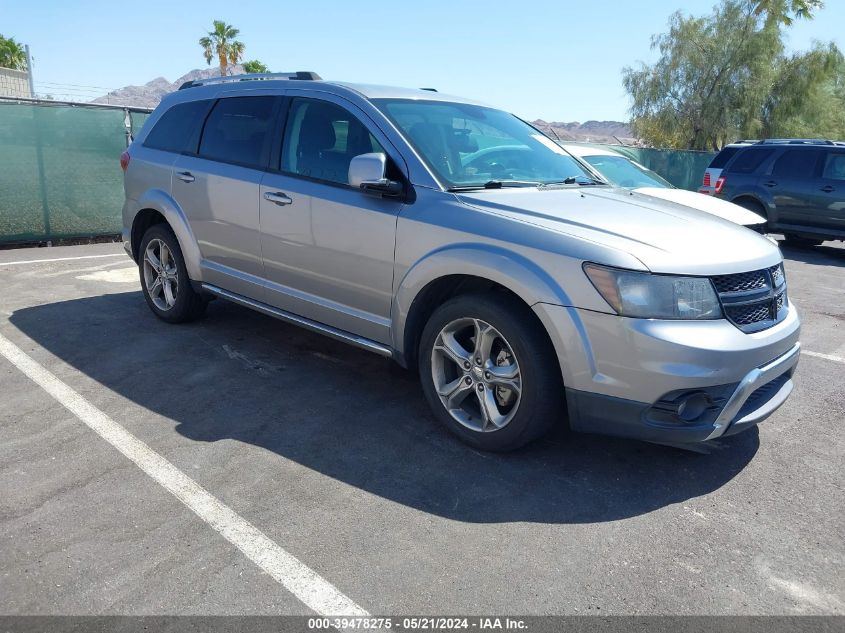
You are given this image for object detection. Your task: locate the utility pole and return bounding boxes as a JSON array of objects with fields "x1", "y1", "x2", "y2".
[{"x1": 24, "y1": 44, "x2": 35, "y2": 98}]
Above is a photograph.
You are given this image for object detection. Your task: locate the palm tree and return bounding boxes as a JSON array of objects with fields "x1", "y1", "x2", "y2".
[
  {"x1": 0, "y1": 35, "x2": 27, "y2": 71},
  {"x1": 199, "y1": 21, "x2": 245, "y2": 77}
]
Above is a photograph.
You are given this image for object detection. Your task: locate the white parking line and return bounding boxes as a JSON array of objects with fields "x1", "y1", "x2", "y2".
[
  {"x1": 0, "y1": 331, "x2": 368, "y2": 618},
  {"x1": 804, "y1": 350, "x2": 845, "y2": 364},
  {"x1": 0, "y1": 254, "x2": 126, "y2": 267}
]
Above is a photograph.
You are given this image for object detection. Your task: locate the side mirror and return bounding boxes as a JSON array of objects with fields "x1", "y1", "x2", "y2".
[{"x1": 348, "y1": 153, "x2": 403, "y2": 197}]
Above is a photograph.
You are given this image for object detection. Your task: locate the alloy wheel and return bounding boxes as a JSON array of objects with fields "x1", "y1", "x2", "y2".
[
  {"x1": 430, "y1": 317, "x2": 522, "y2": 432},
  {"x1": 143, "y1": 238, "x2": 179, "y2": 311}
]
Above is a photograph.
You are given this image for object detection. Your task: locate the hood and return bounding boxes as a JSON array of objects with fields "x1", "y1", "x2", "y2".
[
  {"x1": 633, "y1": 187, "x2": 766, "y2": 227},
  {"x1": 456, "y1": 186, "x2": 782, "y2": 276}
]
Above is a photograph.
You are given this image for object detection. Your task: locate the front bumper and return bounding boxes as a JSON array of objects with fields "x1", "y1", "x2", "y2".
[{"x1": 532, "y1": 303, "x2": 801, "y2": 443}]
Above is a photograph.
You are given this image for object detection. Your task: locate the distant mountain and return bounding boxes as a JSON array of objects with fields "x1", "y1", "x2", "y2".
[
  {"x1": 92, "y1": 72, "x2": 636, "y2": 144},
  {"x1": 532, "y1": 119, "x2": 636, "y2": 145},
  {"x1": 91, "y1": 66, "x2": 245, "y2": 108}
]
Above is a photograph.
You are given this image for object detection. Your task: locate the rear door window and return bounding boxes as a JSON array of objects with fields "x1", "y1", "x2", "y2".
[
  {"x1": 198, "y1": 96, "x2": 278, "y2": 169},
  {"x1": 143, "y1": 100, "x2": 211, "y2": 153},
  {"x1": 772, "y1": 149, "x2": 822, "y2": 179},
  {"x1": 727, "y1": 148, "x2": 774, "y2": 174}
]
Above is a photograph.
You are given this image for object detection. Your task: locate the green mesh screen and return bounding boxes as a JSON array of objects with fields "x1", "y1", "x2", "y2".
[
  {"x1": 1, "y1": 102, "x2": 717, "y2": 243},
  {"x1": 567, "y1": 142, "x2": 716, "y2": 191},
  {"x1": 0, "y1": 102, "x2": 150, "y2": 243}
]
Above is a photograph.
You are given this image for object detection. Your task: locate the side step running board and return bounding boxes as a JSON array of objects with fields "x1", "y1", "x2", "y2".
[{"x1": 201, "y1": 283, "x2": 393, "y2": 358}]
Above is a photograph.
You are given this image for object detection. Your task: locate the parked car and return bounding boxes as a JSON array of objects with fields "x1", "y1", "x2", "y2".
[
  {"x1": 121, "y1": 72, "x2": 800, "y2": 451},
  {"x1": 699, "y1": 141, "x2": 755, "y2": 195},
  {"x1": 713, "y1": 140, "x2": 845, "y2": 246},
  {"x1": 560, "y1": 144, "x2": 766, "y2": 229}
]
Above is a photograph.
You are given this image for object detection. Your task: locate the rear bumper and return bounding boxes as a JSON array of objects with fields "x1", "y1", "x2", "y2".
[{"x1": 533, "y1": 303, "x2": 801, "y2": 444}]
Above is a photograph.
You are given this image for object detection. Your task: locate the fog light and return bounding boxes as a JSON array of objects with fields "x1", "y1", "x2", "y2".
[{"x1": 677, "y1": 392, "x2": 713, "y2": 422}]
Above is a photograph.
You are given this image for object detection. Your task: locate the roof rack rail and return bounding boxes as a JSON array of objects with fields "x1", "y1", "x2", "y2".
[
  {"x1": 179, "y1": 71, "x2": 322, "y2": 90},
  {"x1": 755, "y1": 138, "x2": 836, "y2": 145}
]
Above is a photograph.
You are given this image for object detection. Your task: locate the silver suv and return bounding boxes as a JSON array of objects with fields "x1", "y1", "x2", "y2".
[{"x1": 121, "y1": 72, "x2": 801, "y2": 451}]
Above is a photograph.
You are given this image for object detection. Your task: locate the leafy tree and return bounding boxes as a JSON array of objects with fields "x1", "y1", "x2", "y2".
[
  {"x1": 0, "y1": 34, "x2": 27, "y2": 70},
  {"x1": 199, "y1": 20, "x2": 245, "y2": 77},
  {"x1": 623, "y1": 0, "x2": 841, "y2": 149},
  {"x1": 242, "y1": 60, "x2": 269, "y2": 74},
  {"x1": 753, "y1": 0, "x2": 823, "y2": 25}
]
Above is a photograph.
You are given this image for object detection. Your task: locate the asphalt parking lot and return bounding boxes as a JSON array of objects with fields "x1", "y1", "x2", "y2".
[{"x1": 1, "y1": 239, "x2": 843, "y2": 616}]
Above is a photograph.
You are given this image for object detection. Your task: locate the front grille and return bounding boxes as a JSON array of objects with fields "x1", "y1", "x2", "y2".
[
  {"x1": 770, "y1": 265, "x2": 784, "y2": 287},
  {"x1": 712, "y1": 264, "x2": 787, "y2": 333},
  {"x1": 725, "y1": 302, "x2": 771, "y2": 325},
  {"x1": 712, "y1": 270, "x2": 767, "y2": 293}
]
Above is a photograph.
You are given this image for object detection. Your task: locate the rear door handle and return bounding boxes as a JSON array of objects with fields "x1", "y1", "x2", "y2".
[
  {"x1": 764, "y1": 180, "x2": 777, "y2": 188},
  {"x1": 263, "y1": 191, "x2": 293, "y2": 206},
  {"x1": 176, "y1": 171, "x2": 195, "y2": 183},
  {"x1": 821, "y1": 185, "x2": 835, "y2": 193}
]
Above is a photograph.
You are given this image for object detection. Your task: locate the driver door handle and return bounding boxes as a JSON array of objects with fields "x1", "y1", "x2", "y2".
[
  {"x1": 264, "y1": 191, "x2": 293, "y2": 206},
  {"x1": 764, "y1": 180, "x2": 778, "y2": 188},
  {"x1": 176, "y1": 171, "x2": 195, "y2": 183},
  {"x1": 821, "y1": 185, "x2": 835, "y2": 193}
]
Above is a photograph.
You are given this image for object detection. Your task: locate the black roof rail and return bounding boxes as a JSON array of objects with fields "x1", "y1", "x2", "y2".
[
  {"x1": 179, "y1": 71, "x2": 322, "y2": 90},
  {"x1": 420, "y1": 87, "x2": 438, "y2": 92},
  {"x1": 755, "y1": 138, "x2": 836, "y2": 145}
]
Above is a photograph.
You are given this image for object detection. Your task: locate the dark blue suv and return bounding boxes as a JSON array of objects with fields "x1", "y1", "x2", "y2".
[{"x1": 714, "y1": 140, "x2": 845, "y2": 246}]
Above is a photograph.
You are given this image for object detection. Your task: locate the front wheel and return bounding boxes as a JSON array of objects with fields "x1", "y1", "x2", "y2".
[
  {"x1": 139, "y1": 224, "x2": 207, "y2": 323},
  {"x1": 418, "y1": 293, "x2": 563, "y2": 451}
]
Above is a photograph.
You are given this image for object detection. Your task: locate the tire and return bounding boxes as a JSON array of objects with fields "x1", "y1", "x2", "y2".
[
  {"x1": 783, "y1": 233, "x2": 823, "y2": 248},
  {"x1": 418, "y1": 292, "x2": 563, "y2": 451},
  {"x1": 138, "y1": 224, "x2": 207, "y2": 323}
]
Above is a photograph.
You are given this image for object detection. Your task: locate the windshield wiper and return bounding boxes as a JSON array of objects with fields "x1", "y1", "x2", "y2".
[
  {"x1": 447, "y1": 180, "x2": 541, "y2": 192},
  {"x1": 540, "y1": 175, "x2": 606, "y2": 188}
]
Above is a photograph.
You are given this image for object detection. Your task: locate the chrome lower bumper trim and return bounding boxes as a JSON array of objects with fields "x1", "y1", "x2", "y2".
[{"x1": 706, "y1": 342, "x2": 801, "y2": 440}]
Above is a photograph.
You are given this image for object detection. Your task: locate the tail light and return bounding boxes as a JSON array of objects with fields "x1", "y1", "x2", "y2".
[
  {"x1": 703, "y1": 172, "x2": 711, "y2": 187},
  {"x1": 120, "y1": 150, "x2": 130, "y2": 172},
  {"x1": 715, "y1": 176, "x2": 725, "y2": 194}
]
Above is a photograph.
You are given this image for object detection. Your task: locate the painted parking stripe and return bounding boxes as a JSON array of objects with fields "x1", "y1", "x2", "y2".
[
  {"x1": 0, "y1": 254, "x2": 125, "y2": 267},
  {"x1": 0, "y1": 331, "x2": 368, "y2": 618},
  {"x1": 804, "y1": 350, "x2": 845, "y2": 365}
]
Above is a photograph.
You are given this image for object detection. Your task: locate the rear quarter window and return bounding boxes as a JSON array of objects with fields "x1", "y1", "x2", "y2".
[
  {"x1": 725, "y1": 147, "x2": 775, "y2": 174},
  {"x1": 143, "y1": 100, "x2": 211, "y2": 154},
  {"x1": 709, "y1": 146, "x2": 741, "y2": 169}
]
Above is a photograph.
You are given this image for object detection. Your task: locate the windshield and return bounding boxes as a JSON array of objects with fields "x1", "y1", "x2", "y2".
[
  {"x1": 580, "y1": 154, "x2": 673, "y2": 189},
  {"x1": 373, "y1": 99, "x2": 600, "y2": 189}
]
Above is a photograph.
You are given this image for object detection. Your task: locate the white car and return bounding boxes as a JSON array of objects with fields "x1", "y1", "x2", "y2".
[{"x1": 560, "y1": 144, "x2": 766, "y2": 230}]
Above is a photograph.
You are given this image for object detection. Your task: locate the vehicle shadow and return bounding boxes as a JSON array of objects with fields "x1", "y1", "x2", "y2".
[
  {"x1": 776, "y1": 238, "x2": 845, "y2": 267},
  {"x1": 9, "y1": 291, "x2": 760, "y2": 524}
]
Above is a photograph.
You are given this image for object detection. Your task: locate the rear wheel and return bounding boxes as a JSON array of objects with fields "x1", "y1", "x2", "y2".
[
  {"x1": 418, "y1": 293, "x2": 563, "y2": 451},
  {"x1": 783, "y1": 233, "x2": 824, "y2": 248},
  {"x1": 139, "y1": 224, "x2": 207, "y2": 323}
]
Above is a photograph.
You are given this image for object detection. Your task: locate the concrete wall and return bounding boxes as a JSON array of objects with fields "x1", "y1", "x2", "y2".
[{"x1": 0, "y1": 66, "x2": 31, "y2": 98}]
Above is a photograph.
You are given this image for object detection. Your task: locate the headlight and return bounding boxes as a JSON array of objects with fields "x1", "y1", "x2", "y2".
[{"x1": 583, "y1": 263, "x2": 722, "y2": 320}]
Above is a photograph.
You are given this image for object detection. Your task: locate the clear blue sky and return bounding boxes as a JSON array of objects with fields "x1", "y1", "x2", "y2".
[{"x1": 5, "y1": 0, "x2": 844, "y2": 121}]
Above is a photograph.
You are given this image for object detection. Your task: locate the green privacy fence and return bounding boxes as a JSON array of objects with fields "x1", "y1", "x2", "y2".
[
  {"x1": 569, "y1": 142, "x2": 716, "y2": 191},
  {"x1": 0, "y1": 99, "x2": 150, "y2": 243},
  {"x1": 0, "y1": 100, "x2": 716, "y2": 243}
]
